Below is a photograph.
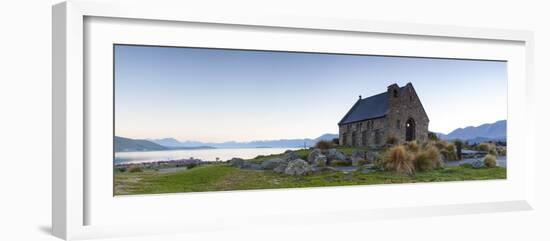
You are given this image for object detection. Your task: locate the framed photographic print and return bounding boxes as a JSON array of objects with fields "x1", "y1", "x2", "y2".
[
  {"x1": 112, "y1": 44, "x2": 508, "y2": 195},
  {"x1": 53, "y1": 0, "x2": 535, "y2": 240}
]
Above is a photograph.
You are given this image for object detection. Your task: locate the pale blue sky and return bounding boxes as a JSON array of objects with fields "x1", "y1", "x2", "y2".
[{"x1": 114, "y1": 45, "x2": 507, "y2": 142}]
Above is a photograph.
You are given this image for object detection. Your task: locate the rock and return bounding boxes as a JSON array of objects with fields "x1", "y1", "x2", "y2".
[
  {"x1": 284, "y1": 159, "x2": 313, "y2": 176},
  {"x1": 325, "y1": 148, "x2": 347, "y2": 163},
  {"x1": 229, "y1": 158, "x2": 246, "y2": 168},
  {"x1": 365, "y1": 151, "x2": 380, "y2": 162},
  {"x1": 351, "y1": 150, "x2": 366, "y2": 166},
  {"x1": 308, "y1": 149, "x2": 327, "y2": 166},
  {"x1": 229, "y1": 157, "x2": 262, "y2": 170},
  {"x1": 471, "y1": 160, "x2": 484, "y2": 169},
  {"x1": 261, "y1": 158, "x2": 286, "y2": 170},
  {"x1": 283, "y1": 151, "x2": 300, "y2": 161},
  {"x1": 273, "y1": 163, "x2": 288, "y2": 174},
  {"x1": 243, "y1": 163, "x2": 262, "y2": 170},
  {"x1": 307, "y1": 149, "x2": 323, "y2": 163},
  {"x1": 312, "y1": 155, "x2": 327, "y2": 167}
]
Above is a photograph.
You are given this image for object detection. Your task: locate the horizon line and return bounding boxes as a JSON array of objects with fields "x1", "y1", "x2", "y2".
[{"x1": 116, "y1": 119, "x2": 506, "y2": 143}]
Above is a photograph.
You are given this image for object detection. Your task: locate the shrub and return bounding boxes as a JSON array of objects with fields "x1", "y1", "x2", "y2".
[
  {"x1": 483, "y1": 154, "x2": 497, "y2": 168},
  {"x1": 413, "y1": 145, "x2": 442, "y2": 171},
  {"x1": 454, "y1": 140, "x2": 463, "y2": 160},
  {"x1": 383, "y1": 145, "x2": 415, "y2": 175},
  {"x1": 187, "y1": 163, "x2": 198, "y2": 169},
  {"x1": 128, "y1": 165, "x2": 143, "y2": 173},
  {"x1": 428, "y1": 132, "x2": 439, "y2": 141},
  {"x1": 385, "y1": 135, "x2": 399, "y2": 146},
  {"x1": 117, "y1": 167, "x2": 127, "y2": 173},
  {"x1": 331, "y1": 138, "x2": 340, "y2": 145},
  {"x1": 315, "y1": 140, "x2": 334, "y2": 150},
  {"x1": 443, "y1": 144, "x2": 458, "y2": 161}
]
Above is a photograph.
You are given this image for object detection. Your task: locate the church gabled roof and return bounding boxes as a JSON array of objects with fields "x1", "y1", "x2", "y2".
[{"x1": 338, "y1": 86, "x2": 404, "y2": 125}]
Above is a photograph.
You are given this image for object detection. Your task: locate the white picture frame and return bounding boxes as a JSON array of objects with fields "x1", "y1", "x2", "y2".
[{"x1": 52, "y1": 1, "x2": 535, "y2": 240}]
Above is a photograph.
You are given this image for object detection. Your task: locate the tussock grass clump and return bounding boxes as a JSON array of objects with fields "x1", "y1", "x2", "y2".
[
  {"x1": 433, "y1": 140, "x2": 458, "y2": 161},
  {"x1": 383, "y1": 145, "x2": 415, "y2": 175},
  {"x1": 443, "y1": 144, "x2": 458, "y2": 161},
  {"x1": 128, "y1": 165, "x2": 143, "y2": 173},
  {"x1": 483, "y1": 154, "x2": 497, "y2": 168},
  {"x1": 478, "y1": 143, "x2": 494, "y2": 152},
  {"x1": 478, "y1": 142, "x2": 498, "y2": 155},
  {"x1": 404, "y1": 141, "x2": 420, "y2": 153},
  {"x1": 315, "y1": 140, "x2": 334, "y2": 150},
  {"x1": 434, "y1": 140, "x2": 447, "y2": 150},
  {"x1": 413, "y1": 145, "x2": 442, "y2": 171}
]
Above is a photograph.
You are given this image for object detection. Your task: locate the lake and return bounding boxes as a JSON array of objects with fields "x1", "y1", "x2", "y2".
[{"x1": 114, "y1": 147, "x2": 301, "y2": 164}]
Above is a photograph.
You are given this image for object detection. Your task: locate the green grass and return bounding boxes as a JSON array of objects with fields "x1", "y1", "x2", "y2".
[{"x1": 115, "y1": 163, "x2": 506, "y2": 195}]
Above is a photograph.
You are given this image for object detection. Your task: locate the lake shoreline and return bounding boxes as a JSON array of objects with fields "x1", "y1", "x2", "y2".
[{"x1": 115, "y1": 147, "x2": 303, "y2": 164}]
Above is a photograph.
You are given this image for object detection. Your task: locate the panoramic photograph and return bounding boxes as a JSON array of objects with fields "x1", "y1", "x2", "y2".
[{"x1": 113, "y1": 44, "x2": 507, "y2": 195}]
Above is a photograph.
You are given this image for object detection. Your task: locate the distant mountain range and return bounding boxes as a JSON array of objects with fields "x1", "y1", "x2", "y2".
[
  {"x1": 114, "y1": 136, "x2": 168, "y2": 152},
  {"x1": 115, "y1": 134, "x2": 339, "y2": 152},
  {"x1": 115, "y1": 136, "x2": 216, "y2": 152},
  {"x1": 148, "y1": 133, "x2": 339, "y2": 149},
  {"x1": 436, "y1": 120, "x2": 506, "y2": 143},
  {"x1": 115, "y1": 120, "x2": 505, "y2": 152}
]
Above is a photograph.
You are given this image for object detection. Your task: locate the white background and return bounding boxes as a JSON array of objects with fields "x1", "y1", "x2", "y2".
[
  {"x1": 0, "y1": 0, "x2": 548, "y2": 240},
  {"x1": 85, "y1": 16, "x2": 529, "y2": 232}
]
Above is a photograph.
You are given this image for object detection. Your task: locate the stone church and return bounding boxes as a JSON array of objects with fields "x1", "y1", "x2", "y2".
[{"x1": 338, "y1": 83, "x2": 429, "y2": 147}]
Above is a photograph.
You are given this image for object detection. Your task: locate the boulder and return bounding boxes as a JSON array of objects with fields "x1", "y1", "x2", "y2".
[
  {"x1": 307, "y1": 149, "x2": 323, "y2": 163},
  {"x1": 471, "y1": 160, "x2": 484, "y2": 169},
  {"x1": 229, "y1": 158, "x2": 246, "y2": 168},
  {"x1": 261, "y1": 158, "x2": 286, "y2": 170},
  {"x1": 311, "y1": 154, "x2": 327, "y2": 167},
  {"x1": 365, "y1": 151, "x2": 380, "y2": 162},
  {"x1": 284, "y1": 159, "x2": 313, "y2": 176},
  {"x1": 243, "y1": 163, "x2": 262, "y2": 170},
  {"x1": 351, "y1": 150, "x2": 366, "y2": 166},
  {"x1": 229, "y1": 157, "x2": 262, "y2": 170},
  {"x1": 326, "y1": 148, "x2": 347, "y2": 163},
  {"x1": 283, "y1": 151, "x2": 300, "y2": 161},
  {"x1": 273, "y1": 163, "x2": 288, "y2": 174},
  {"x1": 308, "y1": 148, "x2": 327, "y2": 166}
]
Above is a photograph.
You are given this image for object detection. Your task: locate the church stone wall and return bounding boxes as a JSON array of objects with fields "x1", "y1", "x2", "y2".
[{"x1": 338, "y1": 83, "x2": 429, "y2": 147}]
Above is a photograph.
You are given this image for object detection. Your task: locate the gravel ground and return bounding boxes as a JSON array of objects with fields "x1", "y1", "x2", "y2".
[{"x1": 444, "y1": 156, "x2": 507, "y2": 167}]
